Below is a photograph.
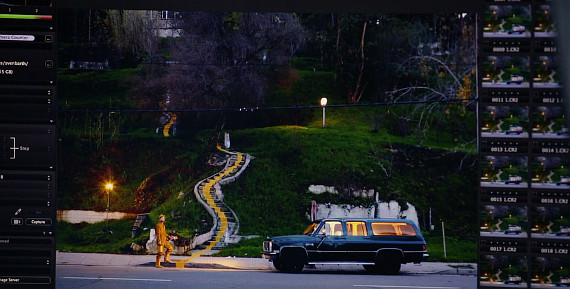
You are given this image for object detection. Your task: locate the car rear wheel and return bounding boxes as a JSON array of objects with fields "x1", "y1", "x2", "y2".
[{"x1": 373, "y1": 251, "x2": 402, "y2": 275}]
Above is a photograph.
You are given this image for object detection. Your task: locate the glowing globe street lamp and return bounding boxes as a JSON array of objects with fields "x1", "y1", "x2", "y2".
[
  {"x1": 320, "y1": 97, "x2": 328, "y2": 128},
  {"x1": 104, "y1": 182, "x2": 114, "y2": 232}
]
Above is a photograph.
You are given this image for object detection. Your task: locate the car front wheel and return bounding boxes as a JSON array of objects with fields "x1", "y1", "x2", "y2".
[
  {"x1": 279, "y1": 248, "x2": 305, "y2": 273},
  {"x1": 272, "y1": 258, "x2": 283, "y2": 271}
]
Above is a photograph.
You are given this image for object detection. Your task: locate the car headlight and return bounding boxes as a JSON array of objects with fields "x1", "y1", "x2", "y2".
[{"x1": 263, "y1": 240, "x2": 272, "y2": 252}]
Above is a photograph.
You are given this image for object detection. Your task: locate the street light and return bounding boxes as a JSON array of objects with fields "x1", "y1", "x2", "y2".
[
  {"x1": 320, "y1": 97, "x2": 328, "y2": 128},
  {"x1": 104, "y1": 182, "x2": 114, "y2": 232}
]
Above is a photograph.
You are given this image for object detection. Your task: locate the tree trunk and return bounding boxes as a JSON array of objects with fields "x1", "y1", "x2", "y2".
[
  {"x1": 335, "y1": 15, "x2": 342, "y2": 66},
  {"x1": 348, "y1": 21, "x2": 367, "y2": 104}
]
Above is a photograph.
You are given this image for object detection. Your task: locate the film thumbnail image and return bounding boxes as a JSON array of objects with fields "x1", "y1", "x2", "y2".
[
  {"x1": 481, "y1": 106, "x2": 529, "y2": 138},
  {"x1": 483, "y1": 5, "x2": 531, "y2": 38},
  {"x1": 481, "y1": 156, "x2": 528, "y2": 188},
  {"x1": 534, "y1": 4, "x2": 557, "y2": 38},
  {"x1": 480, "y1": 255, "x2": 528, "y2": 287},
  {"x1": 533, "y1": 56, "x2": 562, "y2": 89},
  {"x1": 480, "y1": 205, "x2": 527, "y2": 238},
  {"x1": 530, "y1": 206, "x2": 570, "y2": 239},
  {"x1": 532, "y1": 106, "x2": 568, "y2": 139},
  {"x1": 482, "y1": 56, "x2": 530, "y2": 88},
  {"x1": 531, "y1": 157, "x2": 570, "y2": 189},
  {"x1": 531, "y1": 257, "x2": 570, "y2": 288}
]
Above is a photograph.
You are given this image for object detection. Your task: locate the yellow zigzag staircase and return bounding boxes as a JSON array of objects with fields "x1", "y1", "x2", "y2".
[
  {"x1": 162, "y1": 112, "x2": 177, "y2": 137},
  {"x1": 176, "y1": 145, "x2": 248, "y2": 268}
]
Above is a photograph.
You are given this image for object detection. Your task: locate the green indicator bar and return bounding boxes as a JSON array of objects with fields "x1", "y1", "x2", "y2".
[{"x1": 0, "y1": 14, "x2": 52, "y2": 20}]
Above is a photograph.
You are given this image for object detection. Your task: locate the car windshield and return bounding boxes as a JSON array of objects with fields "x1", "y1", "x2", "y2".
[{"x1": 302, "y1": 222, "x2": 319, "y2": 235}]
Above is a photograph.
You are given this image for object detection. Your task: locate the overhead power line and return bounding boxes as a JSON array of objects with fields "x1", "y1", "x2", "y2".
[{"x1": 60, "y1": 97, "x2": 478, "y2": 114}]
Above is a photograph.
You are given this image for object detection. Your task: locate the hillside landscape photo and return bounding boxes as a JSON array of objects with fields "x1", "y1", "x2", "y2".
[{"x1": 56, "y1": 10, "x2": 478, "y2": 261}]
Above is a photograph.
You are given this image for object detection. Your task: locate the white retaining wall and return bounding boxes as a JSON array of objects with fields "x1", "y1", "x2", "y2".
[
  {"x1": 309, "y1": 185, "x2": 420, "y2": 228},
  {"x1": 315, "y1": 204, "x2": 375, "y2": 220},
  {"x1": 315, "y1": 201, "x2": 419, "y2": 228},
  {"x1": 377, "y1": 201, "x2": 420, "y2": 227},
  {"x1": 57, "y1": 210, "x2": 137, "y2": 224}
]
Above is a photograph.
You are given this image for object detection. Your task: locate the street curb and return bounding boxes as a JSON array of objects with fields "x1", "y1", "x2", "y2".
[
  {"x1": 138, "y1": 262, "x2": 237, "y2": 270},
  {"x1": 56, "y1": 252, "x2": 476, "y2": 275}
]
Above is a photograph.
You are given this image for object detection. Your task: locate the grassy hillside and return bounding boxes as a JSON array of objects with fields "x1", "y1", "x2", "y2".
[
  {"x1": 223, "y1": 120, "x2": 477, "y2": 237},
  {"x1": 57, "y1": 65, "x2": 478, "y2": 261}
]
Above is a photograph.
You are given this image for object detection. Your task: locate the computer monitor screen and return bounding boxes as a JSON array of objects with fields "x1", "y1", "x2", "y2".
[{"x1": 0, "y1": 0, "x2": 567, "y2": 289}]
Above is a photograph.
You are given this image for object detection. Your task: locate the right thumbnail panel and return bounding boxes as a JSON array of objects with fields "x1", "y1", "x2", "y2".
[{"x1": 479, "y1": 1, "x2": 569, "y2": 288}]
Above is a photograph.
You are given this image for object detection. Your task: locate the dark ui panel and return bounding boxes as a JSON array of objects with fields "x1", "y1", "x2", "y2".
[
  {"x1": 0, "y1": 0, "x2": 56, "y2": 288},
  {"x1": 0, "y1": 171, "x2": 55, "y2": 286},
  {"x1": 478, "y1": 1, "x2": 569, "y2": 288},
  {"x1": 0, "y1": 124, "x2": 56, "y2": 170},
  {"x1": 0, "y1": 51, "x2": 56, "y2": 85},
  {"x1": 0, "y1": 87, "x2": 56, "y2": 124}
]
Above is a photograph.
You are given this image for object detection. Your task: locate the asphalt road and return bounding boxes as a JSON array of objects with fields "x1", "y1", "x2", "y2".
[{"x1": 56, "y1": 264, "x2": 476, "y2": 289}]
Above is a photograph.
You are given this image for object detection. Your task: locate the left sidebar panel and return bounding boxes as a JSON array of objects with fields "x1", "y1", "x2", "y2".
[{"x1": 0, "y1": 0, "x2": 57, "y2": 288}]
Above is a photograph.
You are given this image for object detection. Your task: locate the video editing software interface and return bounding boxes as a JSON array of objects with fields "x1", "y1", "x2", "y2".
[{"x1": 0, "y1": 0, "x2": 566, "y2": 288}]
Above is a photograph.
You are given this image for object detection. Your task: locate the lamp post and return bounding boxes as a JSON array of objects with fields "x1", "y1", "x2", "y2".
[
  {"x1": 104, "y1": 182, "x2": 113, "y2": 232},
  {"x1": 320, "y1": 97, "x2": 328, "y2": 128}
]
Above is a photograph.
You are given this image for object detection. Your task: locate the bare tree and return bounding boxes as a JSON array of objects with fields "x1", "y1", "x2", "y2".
[
  {"x1": 96, "y1": 10, "x2": 165, "y2": 64},
  {"x1": 162, "y1": 12, "x2": 305, "y2": 112},
  {"x1": 384, "y1": 14, "x2": 477, "y2": 142},
  {"x1": 347, "y1": 20, "x2": 367, "y2": 104}
]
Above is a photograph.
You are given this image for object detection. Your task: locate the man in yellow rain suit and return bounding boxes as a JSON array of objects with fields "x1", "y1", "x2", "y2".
[{"x1": 155, "y1": 214, "x2": 174, "y2": 268}]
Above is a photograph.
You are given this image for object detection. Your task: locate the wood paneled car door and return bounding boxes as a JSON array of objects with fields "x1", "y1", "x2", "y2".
[
  {"x1": 314, "y1": 220, "x2": 346, "y2": 261},
  {"x1": 343, "y1": 221, "x2": 374, "y2": 261}
]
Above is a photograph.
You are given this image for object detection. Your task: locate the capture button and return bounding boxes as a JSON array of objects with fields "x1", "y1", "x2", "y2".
[{"x1": 25, "y1": 218, "x2": 52, "y2": 226}]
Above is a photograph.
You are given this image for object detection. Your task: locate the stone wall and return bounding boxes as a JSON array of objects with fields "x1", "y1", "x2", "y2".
[
  {"x1": 308, "y1": 185, "x2": 375, "y2": 198},
  {"x1": 376, "y1": 201, "x2": 420, "y2": 227},
  {"x1": 57, "y1": 210, "x2": 137, "y2": 224},
  {"x1": 308, "y1": 185, "x2": 420, "y2": 227},
  {"x1": 314, "y1": 201, "x2": 419, "y2": 228},
  {"x1": 315, "y1": 204, "x2": 375, "y2": 220}
]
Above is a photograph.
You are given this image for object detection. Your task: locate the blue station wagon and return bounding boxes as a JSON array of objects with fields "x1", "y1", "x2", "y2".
[{"x1": 262, "y1": 218, "x2": 428, "y2": 274}]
